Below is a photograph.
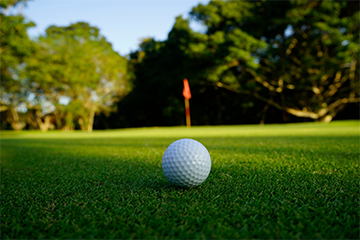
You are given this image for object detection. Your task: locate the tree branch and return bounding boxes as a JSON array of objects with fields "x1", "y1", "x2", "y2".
[
  {"x1": 215, "y1": 82, "x2": 360, "y2": 120},
  {"x1": 0, "y1": 106, "x2": 8, "y2": 112}
]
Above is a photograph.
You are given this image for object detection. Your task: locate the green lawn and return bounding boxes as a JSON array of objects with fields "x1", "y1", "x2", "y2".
[{"x1": 1, "y1": 121, "x2": 359, "y2": 239}]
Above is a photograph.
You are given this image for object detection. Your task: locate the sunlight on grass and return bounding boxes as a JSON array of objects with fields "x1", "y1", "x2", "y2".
[
  {"x1": 1, "y1": 121, "x2": 359, "y2": 239},
  {"x1": 1, "y1": 120, "x2": 359, "y2": 140}
]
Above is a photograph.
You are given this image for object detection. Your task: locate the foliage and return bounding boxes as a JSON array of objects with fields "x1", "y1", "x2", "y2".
[
  {"x1": 112, "y1": 16, "x2": 264, "y2": 128},
  {"x1": 1, "y1": 2, "x2": 129, "y2": 131},
  {"x1": 1, "y1": 0, "x2": 359, "y2": 130},
  {"x1": 110, "y1": 0, "x2": 358, "y2": 128},
  {"x1": 1, "y1": 121, "x2": 359, "y2": 238},
  {"x1": 0, "y1": 0, "x2": 28, "y2": 9},
  {"x1": 26, "y1": 22, "x2": 130, "y2": 131},
  {"x1": 0, "y1": 0, "x2": 35, "y2": 130},
  {"x1": 189, "y1": 0, "x2": 359, "y2": 122},
  {"x1": 113, "y1": 25, "x2": 192, "y2": 128}
]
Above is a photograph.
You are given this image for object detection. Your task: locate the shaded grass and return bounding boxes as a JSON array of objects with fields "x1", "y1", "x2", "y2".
[{"x1": 1, "y1": 121, "x2": 359, "y2": 239}]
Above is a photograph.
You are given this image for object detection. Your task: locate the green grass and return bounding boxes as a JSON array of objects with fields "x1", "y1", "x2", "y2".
[{"x1": 1, "y1": 121, "x2": 359, "y2": 239}]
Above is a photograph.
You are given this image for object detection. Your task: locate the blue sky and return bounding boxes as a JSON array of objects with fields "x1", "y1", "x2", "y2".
[{"x1": 21, "y1": 0, "x2": 210, "y2": 56}]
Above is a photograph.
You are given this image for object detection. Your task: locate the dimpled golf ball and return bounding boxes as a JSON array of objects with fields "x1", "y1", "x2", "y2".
[{"x1": 162, "y1": 138, "x2": 211, "y2": 187}]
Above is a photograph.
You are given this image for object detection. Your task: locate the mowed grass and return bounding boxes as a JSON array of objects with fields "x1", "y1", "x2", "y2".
[{"x1": 1, "y1": 121, "x2": 359, "y2": 239}]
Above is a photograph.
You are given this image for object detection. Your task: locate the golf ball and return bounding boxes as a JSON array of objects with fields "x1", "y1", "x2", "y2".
[{"x1": 162, "y1": 138, "x2": 211, "y2": 187}]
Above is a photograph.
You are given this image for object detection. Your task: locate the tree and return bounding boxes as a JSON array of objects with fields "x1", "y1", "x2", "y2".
[
  {"x1": 114, "y1": 18, "x2": 214, "y2": 127},
  {"x1": 111, "y1": 15, "x2": 269, "y2": 127},
  {"x1": 190, "y1": 0, "x2": 359, "y2": 123},
  {"x1": 0, "y1": 0, "x2": 35, "y2": 130},
  {"x1": 115, "y1": 22, "x2": 193, "y2": 127},
  {"x1": 27, "y1": 22, "x2": 130, "y2": 131}
]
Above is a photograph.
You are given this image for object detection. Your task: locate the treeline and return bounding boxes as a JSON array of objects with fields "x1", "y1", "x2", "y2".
[{"x1": 1, "y1": 0, "x2": 359, "y2": 131}]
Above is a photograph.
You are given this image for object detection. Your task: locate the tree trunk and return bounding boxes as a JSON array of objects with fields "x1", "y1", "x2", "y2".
[
  {"x1": 7, "y1": 107, "x2": 26, "y2": 131},
  {"x1": 63, "y1": 112, "x2": 74, "y2": 131},
  {"x1": 36, "y1": 115, "x2": 52, "y2": 132},
  {"x1": 260, "y1": 104, "x2": 269, "y2": 125},
  {"x1": 78, "y1": 117, "x2": 86, "y2": 131},
  {"x1": 78, "y1": 109, "x2": 95, "y2": 132},
  {"x1": 25, "y1": 112, "x2": 38, "y2": 129},
  {"x1": 87, "y1": 109, "x2": 95, "y2": 132},
  {"x1": 320, "y1": 115, "x2": 333, "y2": 123},
  {"x1": 53, "y1": 110, "x2": 64, "y2": 130}
]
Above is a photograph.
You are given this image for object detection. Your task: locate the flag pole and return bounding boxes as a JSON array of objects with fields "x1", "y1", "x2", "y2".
[{"x1": 185, "y1": 98, "x2": 191, "y2": 128}]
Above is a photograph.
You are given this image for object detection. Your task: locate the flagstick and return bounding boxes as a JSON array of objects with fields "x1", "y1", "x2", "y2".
[{"x1": 185, "y1": 98, "x2": 191, "y2": 128}]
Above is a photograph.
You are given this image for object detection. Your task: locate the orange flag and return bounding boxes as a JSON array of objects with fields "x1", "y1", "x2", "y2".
[
  {"x1": 182, "y1": 78, "x2": 191, "y2": 99},
  {"x1": 183, "y1": 78, "x2": 191, "y2": 127}
]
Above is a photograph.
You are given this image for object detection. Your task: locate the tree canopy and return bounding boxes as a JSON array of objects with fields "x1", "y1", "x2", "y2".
[
  {"x1": 0, "y1": 0, "x2": 35, "y2": 130},
  {"x1": 188, "y1": 0, "x2": 359, "y2": 122},
  {"x1": 111, "y1": 0, "x2": 358, "y2": 127},
  {"x1": 26, "y1": 22, "x2": 130, "y2": 131},
  {"x1": 1, "y1": 0, "x2": 359, "y2": 130},
  {"x1": 1, "y1": 1, "x2": 130, "y2": 131}
]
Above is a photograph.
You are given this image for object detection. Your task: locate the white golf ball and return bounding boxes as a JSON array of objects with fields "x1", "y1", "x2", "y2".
[{"x1": 162, "y1": 138, "x2": 211, "y2": 187}]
